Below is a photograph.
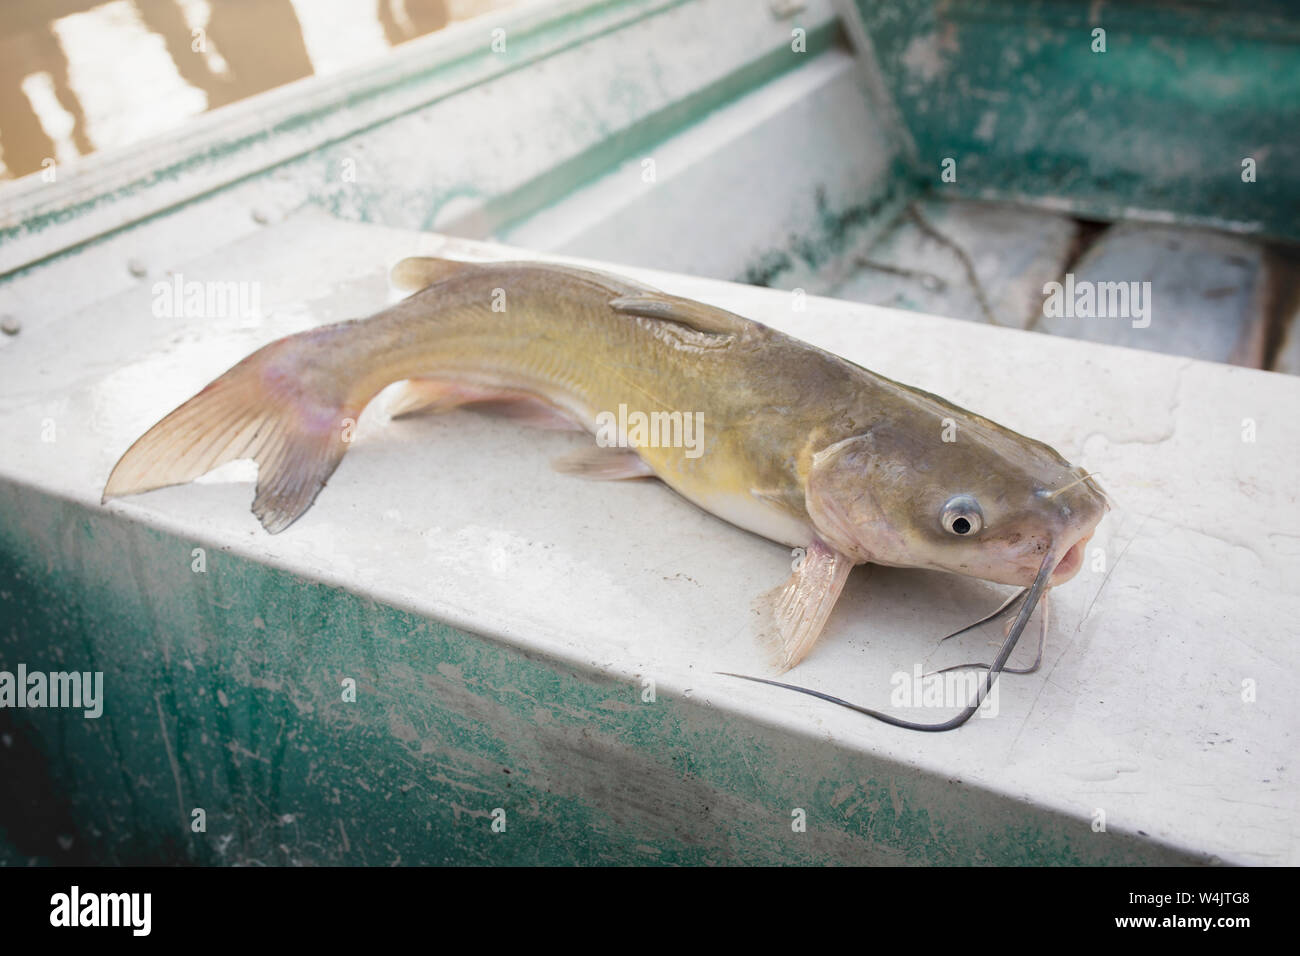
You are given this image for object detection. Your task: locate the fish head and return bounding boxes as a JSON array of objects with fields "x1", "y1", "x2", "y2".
[{"x1": 805, "y1": 416, "x2": 1108, "y2": 588}]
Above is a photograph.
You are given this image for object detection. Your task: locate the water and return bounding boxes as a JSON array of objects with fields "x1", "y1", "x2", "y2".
[{"x1": 0, "y1": 0, "x2": 514, "y2": 181}]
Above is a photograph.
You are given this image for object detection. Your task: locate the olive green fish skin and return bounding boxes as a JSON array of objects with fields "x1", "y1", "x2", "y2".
[
  {"x1": 104, "y1": 259, "x2": 1105, "y2": 596},
  {"x1": 288, "y1": 261, "x2": 1104, "y2": 588}
]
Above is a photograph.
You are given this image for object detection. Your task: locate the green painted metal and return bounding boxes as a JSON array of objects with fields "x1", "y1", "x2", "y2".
[
  {"x1": 735, "y1": 175, "x2": 912, "y2": 287},
  {"x1": 0, "y1": 484, "x2": 1201, "y2": 865},
  {"x1": 314, "y1": 19, "x2": 845, "y2": 242},
  {"x1": 851, "y1": 0, "x2": 1300, "y2": 241},
  {"x1": 4, "y1": 0, "x2": 1278, "y2": 868}
]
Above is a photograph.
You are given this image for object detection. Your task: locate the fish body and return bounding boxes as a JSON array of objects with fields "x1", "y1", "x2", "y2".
[{"x1": 105, "y1": 257, "x2": 1107, "y2": 690}]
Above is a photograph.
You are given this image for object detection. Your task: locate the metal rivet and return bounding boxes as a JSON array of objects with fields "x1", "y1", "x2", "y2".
[{"x1": 0, "y1": 315, "x2": 20, "y2": 336}]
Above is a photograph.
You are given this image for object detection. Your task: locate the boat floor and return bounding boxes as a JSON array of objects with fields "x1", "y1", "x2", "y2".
[{"x1": 826, "y1": 196, "x2": 1298, "y2": 372}]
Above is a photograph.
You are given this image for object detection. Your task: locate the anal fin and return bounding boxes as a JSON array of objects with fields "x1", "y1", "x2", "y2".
[
  {"x1": 388, "y1": 380, "x2": 582, "y2": 431},
  {"x1": 552, "y1": 446, "x2": 655, "y2": 481}
]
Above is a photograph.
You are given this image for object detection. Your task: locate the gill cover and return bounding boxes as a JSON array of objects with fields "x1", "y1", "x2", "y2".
[{"x1": 805, "y1": 429, "x2": 918, "y2": 567}]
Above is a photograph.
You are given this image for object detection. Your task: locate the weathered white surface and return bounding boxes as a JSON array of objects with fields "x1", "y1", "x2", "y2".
[
  {"x1": 0, "y1": 210, "x2": 1296, "y2": 864},
  {"x1": 833, "y1": 197, "x2": 1078, "y2": 329},
  {"x1": 1035, "y1": 224, "x2": 1270, "y2": 367},
  {"x1": 502, "y1": 49, "x2": 902, "y2": 287}
]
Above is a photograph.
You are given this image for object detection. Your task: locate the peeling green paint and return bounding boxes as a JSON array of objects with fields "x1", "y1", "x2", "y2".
[
  {"x1": 0, "y1": 482, "x2": 1203, "y2": 865},
  {"x1": 739, "y1": 172, "x2": 914, "y2": 288},
  {"x1": 471, "y1": 21, "x2": 845, "y2": 242},
  {"x1": 852, "y1": 0, "x2": 1300, "y2": 241}
]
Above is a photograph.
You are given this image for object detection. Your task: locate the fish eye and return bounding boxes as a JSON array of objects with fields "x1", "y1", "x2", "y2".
[{"x1": 941, "y1": 495, "x2": 983, "y2": 536}]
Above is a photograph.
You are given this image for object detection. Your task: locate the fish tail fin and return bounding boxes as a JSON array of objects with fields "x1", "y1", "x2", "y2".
[{"x1": 103, "y1": 332, "x2": 361, "y2": 534}]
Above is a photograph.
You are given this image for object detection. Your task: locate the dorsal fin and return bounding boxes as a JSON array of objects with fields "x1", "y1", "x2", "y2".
[
  {"x1": 609, "y1": 293, "x2": 754, "y2": 337},
  {"x1": 390, "y1": 256, "x2": 482, "y2": 292}
]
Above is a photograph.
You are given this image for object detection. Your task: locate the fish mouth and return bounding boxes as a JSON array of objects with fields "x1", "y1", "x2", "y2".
[{"x1": 1049, "y1": 534, "x2": 1091, "y2": 585}]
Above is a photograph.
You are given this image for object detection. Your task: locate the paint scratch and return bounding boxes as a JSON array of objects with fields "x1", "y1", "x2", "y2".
[{"x1": 155, "y1": 694, "x2": 187, "y2": 835}]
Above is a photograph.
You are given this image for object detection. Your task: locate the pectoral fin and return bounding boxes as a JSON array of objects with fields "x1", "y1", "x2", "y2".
[
  {"x1": 552, "y1": 446, "x2": 656, "y2": 480},
  {"x1": 758, "y1": 539, "x2": 855, "y2": 672}
]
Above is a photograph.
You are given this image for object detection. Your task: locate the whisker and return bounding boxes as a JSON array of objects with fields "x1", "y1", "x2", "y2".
[
  {"x1": 719, "y1": 550, "x2": 1058, "y2": 732},
  {"x1": 1042, "y1": 471, "x2": 1101, "y2": 500},
  {"x1": 938, "y1": 588, "x2": 1026, "y2": 644},
  {"x1": 928, "y1": 589, "x2": 1051, "y2": 676}
]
